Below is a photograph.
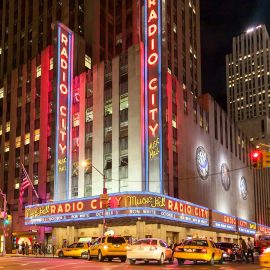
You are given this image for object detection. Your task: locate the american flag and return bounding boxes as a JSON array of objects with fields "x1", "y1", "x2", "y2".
[{"x1": 19, "y1": 165, "x2": 31, "y2": 206}]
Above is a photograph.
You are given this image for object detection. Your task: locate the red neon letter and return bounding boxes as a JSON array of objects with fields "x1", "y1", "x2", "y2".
[
  {"x1": 148, "y1": 9, "x2": 157, "y2": 22},
  {"x1": 149, "y1": 108, "x2": 158, "y2": 120},
  {"x1": 61, "y1": 47, "x2": 68, "y2": 58},
  {"x1": 149, "y1": 123, "x2": 158, "y2": 136},
  {"x1": 60, "y1": 84, "x2": 68, "y2": 94},
  {"x1": 59, "y1": 143, "x2": 67, "y2": 154},
  {"x1": 60, "y1": 106, "x2": 67, "y2": 116},
  {"x1": 148, "y1": 0, "x2": 156, "y2": 8},
  {"x1": 61, "y1": 33, "x2": 68, "y2": 46},
  {"x1": 61, "y1": 58, "x2": 67, "y2": 69},
  {"x1": 149, "y1": 78, "x2": 157, "y2": 90},
  {"x1": 148, "y1": 24, "x2": 157, "y2": 37},
  {"x1": 148, "y1": 53, "x2": 158, "y2": 65}
]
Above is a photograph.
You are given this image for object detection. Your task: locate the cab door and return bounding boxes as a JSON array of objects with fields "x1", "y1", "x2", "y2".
[
  {"x1": 65, "y1": 243, "x2": 77, "y2": 257},
  {"x1": 90, "y1": 238, "x2": 101, "y2": 257},
  {"x1": 210, "y1": 241, "x2": 222, "y2": 260}
]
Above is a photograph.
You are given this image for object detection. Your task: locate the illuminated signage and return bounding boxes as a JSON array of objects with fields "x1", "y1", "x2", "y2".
[
  {"x1": 144, "y1": 0, "x2": 163, "y2": 192},
  {"x1": 237, "y1": 218, "x2": 256, "y2": 235},
  {"x1": 211, "y1": 210, "x2": 236, "y2": 231},
  {"x1": 54, "y1": 22, "x2": 74, "y2": 200},
  {"x1": 25, "y1": 192, "x2": 209, "y2": 227},
  {"x1": 258, "y1": 224, "x2": 270, "y2": 234}
]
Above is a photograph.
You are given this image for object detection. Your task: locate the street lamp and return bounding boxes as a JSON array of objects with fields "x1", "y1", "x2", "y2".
[
  {"x1": 0, "y1": 188, "x2": 7, "y2": 255},
  {"x1": 81, "y1": 160, "x2": 107, "y2": 235}
]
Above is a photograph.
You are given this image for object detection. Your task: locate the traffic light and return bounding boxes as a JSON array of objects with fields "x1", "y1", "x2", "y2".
[
  {"x1": 262, "y1": 150, "x2": 270, "y2": 168},
  {"x1": 251, "y1": 150, "x2": 262, "y2": 168}
]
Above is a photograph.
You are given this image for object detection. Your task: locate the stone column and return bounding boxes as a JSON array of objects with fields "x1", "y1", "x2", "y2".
[{"x1": 136, "y1": 220, "x2": 145, "y2": 239}]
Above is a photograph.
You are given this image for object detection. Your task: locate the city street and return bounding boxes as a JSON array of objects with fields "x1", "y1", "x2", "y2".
[{"x1": 0, "y1": 256, "x2": 268, "y2": 270}]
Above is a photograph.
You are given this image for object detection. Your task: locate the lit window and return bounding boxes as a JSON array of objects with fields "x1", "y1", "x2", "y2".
[
  {"x1": 85, "y1": 108, "x2": 93, "y2": 122},
  {"x1": 34, "y1": 129, "x2": 40, "y2": 141},
  {"x1": 0, "y1": 125, "x2": 2, "y2": 135},
  {"x1": 73, "y1": 113, "x2": 80, "y2": 127},
  {"x1": 15, "y1": 183, "x2": 19, "y2": 189},
  {"x1": 173, "y1": 23, "x2": 177, "y2": 33},
  {"x1": 4, "y1": 142, "x2": 9, "y2": 152},
  {"x1": 120, "y1": 96, "x2": 128, "y2": 111},
  {"x1": 85, "y1": 55, "x2": 91, "y2": 69},
  {"x1": 172, "y1": 119, "x2": 177, "y2": 128},
  {"x1": 50, "y1": 58, "x2": 53, "y2": 70},
  {"x1": 16, "y1": 136, "x2": 21, "y2": 148},
  {"x1": 25, "y1": 133, "x2": 30, "y2": 145},
  {"x1": 0, "y1": 48, "x2": 2, "y2": 55},
  {"x1": 6, "y1": 122, "x2": 10, "y2": 132},
  {"x1": 0, "y1": 88, "x2": 3, "y2": 99},
  {"x1": 36, "y1": 65, "x2": 41, "y2": 77}
]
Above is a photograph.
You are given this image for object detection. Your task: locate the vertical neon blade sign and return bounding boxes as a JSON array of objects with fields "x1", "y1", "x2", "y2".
[
  {"x1": 144, "y1": 0, "x2": 163, "y2": 193},
  {"x1": 54, "y1": 23, "x2": 74, "y2": 201}
]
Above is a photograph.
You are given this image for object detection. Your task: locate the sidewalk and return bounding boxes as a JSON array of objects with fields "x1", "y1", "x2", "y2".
[{"x1": 5, "y1": 253, "x2": 58, "y2": 258}]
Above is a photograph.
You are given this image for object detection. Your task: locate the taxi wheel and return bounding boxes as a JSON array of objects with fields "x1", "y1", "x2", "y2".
[
  {"x1": 177, "y1": 258, "x2": 184, "y2": 265},
  {"x1": 87, "y1": 251, "x2": 91, "y2": 261},
  {"x1": 219, "y1": 256, "x2": 224, "y2": 264},
  {"x1": 208, "y1": 255, "x2": 214, "y2": 265},
  {"x1": 158, "y1": 253, "x2": 164, "y2": 265},
  {"x1": 120, "y1": 256, "x2": 126, "y2": 262},
  {"x1": 98, "y1": 250, "x2": 104, "y2": 262},
  {"x1": 58, "y1": 251, "x2": 64, "y2": 258},
  {"x1": 129, "y1": 259, "x2": 136, "y2": 265}
]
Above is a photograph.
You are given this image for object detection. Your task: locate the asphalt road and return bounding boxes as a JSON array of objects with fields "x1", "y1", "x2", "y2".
[{"x1": 0, "y1": 256, "x2": 268, "y2": 270}]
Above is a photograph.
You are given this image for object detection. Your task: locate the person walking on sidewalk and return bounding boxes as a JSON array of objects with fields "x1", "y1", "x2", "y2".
[
  {"x1": 21, "y1": 241, "x2": 26, "y2": 255},
  {"x1": 247, "y1": 237, "x2": 255, "y2": 263},
  {"x1": 239, "y1": 237, "x2": 248, "y2": 263}
]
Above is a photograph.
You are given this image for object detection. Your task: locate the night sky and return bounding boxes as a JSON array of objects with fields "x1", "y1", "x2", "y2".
[{"x1": 200, "y1": 0, "x2": 270, "y2": 109}]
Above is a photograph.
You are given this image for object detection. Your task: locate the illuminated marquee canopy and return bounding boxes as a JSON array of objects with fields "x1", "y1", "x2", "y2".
[
  {"x1": 54, "y1": 22, "x2": 74, "y2": 201},
  {"x1": 25, "y1": 192, "x2": 209, "y2": 227}
]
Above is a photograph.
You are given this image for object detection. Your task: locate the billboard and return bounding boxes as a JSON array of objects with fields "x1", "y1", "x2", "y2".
[
  {"x1": 211, "y1": 210, "x2": 237, "y2": 232},
  {"x1": 54, "y1": 22, "x2": 74, "y2": 200},
  {"x1": 144, "y1": 0, "x2": 163, "y2": 193}
]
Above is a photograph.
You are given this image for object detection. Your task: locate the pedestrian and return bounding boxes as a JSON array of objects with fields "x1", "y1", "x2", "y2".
[
  {"x1": 239, "y1": 237, "x2": 248, "y2": 263},
  {"x1": 16, "y1": 243, "x2": 19, "y2": 254},
  {"x1": 21, "y1": 241, "x2": 26, "y2": 255},
  {"x1": 247, "y1": 237, "x2": 254, "y2": 263},
  {"x1": 25, "y1": 242, "x2": 29, "y2": 255}
]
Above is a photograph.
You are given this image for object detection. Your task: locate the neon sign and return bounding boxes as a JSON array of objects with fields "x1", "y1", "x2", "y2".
[
  {"x1": 25, "y1": 192, "x2": 209, "y2": 227},
  {"x1": 54, "y1": 22, "x2": 74, "y2": 200},
  {"x1": 237, "y1": 218, "x2": 256, "y2": 235},
  {"x1": 211, "y1": 210, "x2": 237, "y2": 231},
  {"x1": 144, "y1": 0, "x2": 163, "y2": 192}
]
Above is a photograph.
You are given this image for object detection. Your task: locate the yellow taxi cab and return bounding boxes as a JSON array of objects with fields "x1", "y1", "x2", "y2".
[
  {"x1": 56, "y1": 242, "x2": 89, "y2": 258},
  {"x1": 174, "y1": 239, "x2": 223, "y2": 265},
  {"x1": 87, "y1": 235, "x2": 127, "y2": 262},
  {"x1": 260, "y1": 247, "x2": 270, "y2": 267}
]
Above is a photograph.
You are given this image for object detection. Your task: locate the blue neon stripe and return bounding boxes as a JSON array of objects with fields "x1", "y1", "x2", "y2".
[
  {"x1": 144, "y1": 0, "x2": 149, "y2": 192},
  {"x1": 157, "y1": 0, "x2": 163, "y2": 193},
  {"x1": 65, "y1": 31, "x2": 72, "y2": 199},
  {"x1": 54, "y1": 25, "x2": 61, "y2": 201}
]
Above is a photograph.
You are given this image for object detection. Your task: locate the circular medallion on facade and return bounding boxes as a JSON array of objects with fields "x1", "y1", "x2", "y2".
[
  {"x1": 240, "y1": 176, "x2": 248, "y2": 200},
  {"x1": 220, "y1": 163, "x2": 230, "y2": 191},
  {"x1": 196, "y1": 146, "x2": 209, "y2": 180}
]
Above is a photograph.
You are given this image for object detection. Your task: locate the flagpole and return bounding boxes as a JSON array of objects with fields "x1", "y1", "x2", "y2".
[{"x1": 20, "y1": 162, "x2": 40, "y2": 200}]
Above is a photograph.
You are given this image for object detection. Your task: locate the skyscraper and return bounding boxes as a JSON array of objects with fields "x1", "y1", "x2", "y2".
[{"x1": 226, "y1": 24, "x2": 270, "y2": 142}]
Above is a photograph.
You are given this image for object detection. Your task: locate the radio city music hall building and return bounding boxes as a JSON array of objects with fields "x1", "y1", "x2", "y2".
[{"x1": 1, "y1": 0, "x2": 270, "y2": 252}]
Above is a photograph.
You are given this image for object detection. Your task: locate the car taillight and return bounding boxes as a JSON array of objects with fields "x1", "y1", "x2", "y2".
[
  {"x1": 200, "y1": 248, "x2": 207, "y2": 253},
  {"x1": 150, "y1": 246, "x2": 158, "y2": 251},
  {"x1": 227, "y1": 248, "x2": 232, "y2": 254}
]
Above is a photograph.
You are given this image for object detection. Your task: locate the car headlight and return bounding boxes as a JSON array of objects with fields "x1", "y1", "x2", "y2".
[{"x1": 263, "y1": 247, "x2": 270, "y2": 254}]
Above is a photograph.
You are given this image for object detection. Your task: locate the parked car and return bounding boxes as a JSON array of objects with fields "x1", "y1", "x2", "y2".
[
  {"x1": 127, "y1": 238, "x2": 173, "y2": 265},
  {"x1": 87, "y1": 235, "x2": 127, "y2": 262},
  {"x1": 215, "y1": 242, "x2": 240, "y2": 261},
  {"x1": 174, "y1": 239, "x2": 223, "y2": 265},
  {"x1": 56, "y1": 242, "x2": 89, "y2": 258}
]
